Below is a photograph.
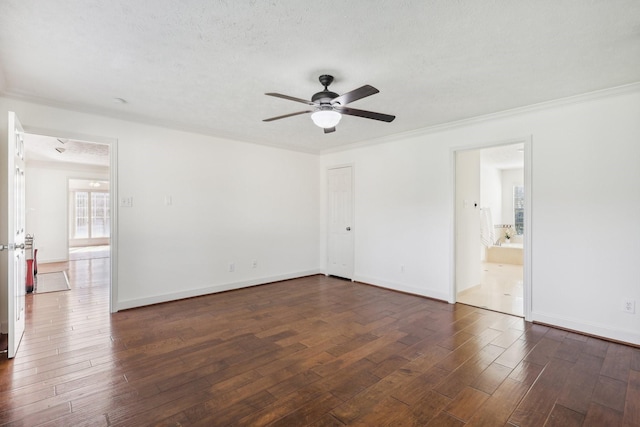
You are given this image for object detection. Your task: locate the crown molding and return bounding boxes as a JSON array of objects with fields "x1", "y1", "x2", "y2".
[
  {"x1": 0, "y1": 91, "x2": 320, "y2": 155},
  {"x1": 321, "y1": 82, "x2": 640, "y2": 155}
]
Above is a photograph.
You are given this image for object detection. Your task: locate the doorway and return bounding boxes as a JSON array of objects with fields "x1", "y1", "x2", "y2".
[
  {"x1": 2, "y1": 112, "x2": 117, "y2": 357},
  {"x1": 22, "y1": 131, "x2": 116, "y2": 311},
  {"x1": 454, "y1": 140, "x2": 530, "y2": 318}
]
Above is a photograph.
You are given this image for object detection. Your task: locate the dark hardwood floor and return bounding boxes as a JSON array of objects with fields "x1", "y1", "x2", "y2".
[{"x1": 1, "y1": 257, "x2": 639, "y2": 426}]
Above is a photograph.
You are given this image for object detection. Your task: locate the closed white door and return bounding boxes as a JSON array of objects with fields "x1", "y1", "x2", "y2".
[
  {"x1": 7, "y1": 111, "x2": 26, "y2": 358},
  {"x1": 327, "y1": 166, "x2": 354, "y2": 279}
]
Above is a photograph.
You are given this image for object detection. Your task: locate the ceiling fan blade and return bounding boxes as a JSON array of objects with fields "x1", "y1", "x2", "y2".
[
  {"x1": 331, "y1": 85, "x2": 379, "y2": 106},
  {"x1": 263, "y1": 111, "x2": 312, "y2": 122},
  {"x1": 265, "y1": 93, "x2": 315, "y2": 106},
  {"x1": 324, "y1": 127, "x2": 336, "y2": 134},
  {"x1": 335, "y1": 106, "x2": 396, "y2": 122}
]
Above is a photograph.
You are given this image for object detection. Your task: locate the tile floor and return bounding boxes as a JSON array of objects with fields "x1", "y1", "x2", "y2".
[{"x1": 457, "y1": 262, "x2": 523, "y2": 317}]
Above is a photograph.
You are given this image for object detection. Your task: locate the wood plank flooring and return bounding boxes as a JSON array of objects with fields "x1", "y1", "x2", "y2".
[{"x1": 1, "y1": 257, "x2": 639, "y2": 426}]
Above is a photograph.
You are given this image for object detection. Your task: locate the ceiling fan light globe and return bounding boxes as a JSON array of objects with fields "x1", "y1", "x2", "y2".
[{"x1": 311, "y1": 110, "x2": 342, "y2": 128}]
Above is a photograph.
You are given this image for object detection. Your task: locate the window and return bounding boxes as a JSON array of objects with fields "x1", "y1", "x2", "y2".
[
  {"x1": 513, "y1": 185, "x2": 524, "y2": 235},
  {"x1": 91, "y1": 192, "x2": 110, "y2": 238},
  {"x1": 73, "y1": 191, "x2": 110, "y2": 239}
]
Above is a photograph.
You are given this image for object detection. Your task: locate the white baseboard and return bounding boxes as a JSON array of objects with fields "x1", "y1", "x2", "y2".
[
  {"x1": 352, "y1": 275, "x2": 449, "y2": 302},
  {"x1": 532, "y1": 310, "x2": 640, "y2": 346},
  {"x1": 116, "y1": 269, "x2": 322, "y2": 311}
]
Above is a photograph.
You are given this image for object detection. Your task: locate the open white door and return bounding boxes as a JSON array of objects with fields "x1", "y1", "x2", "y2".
[
  {"x1": 327, "y1": 166, "x2": 354, "y2": 279},
  {"x1": 6, "y1": 112, "x2": 26, "y2": 358}
]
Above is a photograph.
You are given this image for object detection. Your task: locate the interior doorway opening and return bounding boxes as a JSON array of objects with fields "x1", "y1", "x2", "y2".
[
  {"x1": 23, "y1": 133, "x2": 113, "y2": 301},
  {"x1": 454, "y1": 142, "x2": 528, "y2": 317},
  {"x1": 2, "y1": 112, "x2": 117, "y2": 358}
]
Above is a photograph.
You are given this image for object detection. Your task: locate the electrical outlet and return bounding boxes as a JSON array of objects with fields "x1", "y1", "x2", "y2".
[
  {"x1": 252, "y1": 260, "x2": 258, "y2": 269},
  {"x1": 228, "y1": 263, "x2": 235, "y2": 273},
  {"x1": 120, "y1": 197, "x2": 133, "y2": 207},
  {"x1": 623, "y1": 299, "x2": 636, "y2": 314}
]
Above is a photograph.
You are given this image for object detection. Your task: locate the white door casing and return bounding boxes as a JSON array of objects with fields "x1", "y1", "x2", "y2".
[
  {"x1": 450, "y1": 137, "x2": 532, "y2": 321},
  {"x1": 327, "y1": 166, "x2": 354, "y2": 279},
  {"x1": 7, "y1": 111, "x2": 26, "y2": 358}
]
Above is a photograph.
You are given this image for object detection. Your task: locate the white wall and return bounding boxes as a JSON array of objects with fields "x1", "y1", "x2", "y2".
[
  {"x1": 320, "y1": 137, "x2": 454, "y2": 301},
  {"x1": 116, "y1": 132, "x2": 320, "y2": 308},
  {"x1": 480, "y1": 154, "x2": 502, "y2": 226},
  {"x1": 321, "y1": 87, "x2": 640, "y2": 345},
  {"x1": 0, "y1": 97, "x2": 321, "y2": 316},
  {"x1": 26, "y1": 161, "x2": 109, "y2": 262}
]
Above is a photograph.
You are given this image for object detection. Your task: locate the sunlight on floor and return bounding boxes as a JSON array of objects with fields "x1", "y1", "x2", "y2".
[{"x1": 69, "y1": 245, "x2": 110, "y2": 260}]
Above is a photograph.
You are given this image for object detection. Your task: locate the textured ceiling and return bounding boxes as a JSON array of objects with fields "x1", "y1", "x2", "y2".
[
  {"x1": 24, "y1": 134, "x2": 109, "y2": 167},
  {"x1": 1, "y1": 1, "x2": 639, "y2": 154},
  {"x1": 481, "y1": 143, "x2": 524, "y2": 170}
]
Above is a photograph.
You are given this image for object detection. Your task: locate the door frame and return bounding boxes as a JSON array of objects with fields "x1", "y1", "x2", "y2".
[
  {"x1": 450, "y1": 136, "x2": 532, "y2": 321},
  {"x1": 23, "y1": 125, "x2": 119, "y2": 313}
]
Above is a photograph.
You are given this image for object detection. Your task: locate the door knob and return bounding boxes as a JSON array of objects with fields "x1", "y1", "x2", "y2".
[{"x1": 346, "y1": 227, "x2": 351, "y2": 231}]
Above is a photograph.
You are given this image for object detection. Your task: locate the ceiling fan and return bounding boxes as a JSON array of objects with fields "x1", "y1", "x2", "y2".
[{"x1": 263, "y1": 75, "x2": 396, "y2": 133}]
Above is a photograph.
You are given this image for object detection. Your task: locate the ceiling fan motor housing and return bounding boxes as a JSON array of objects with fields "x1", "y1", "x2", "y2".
[
  {"x1": 312, "y1": 74, "x2": 339, "y2": 104},
  {"x1": 312, "y1": 91, "x2": 339, "y2": 103}
]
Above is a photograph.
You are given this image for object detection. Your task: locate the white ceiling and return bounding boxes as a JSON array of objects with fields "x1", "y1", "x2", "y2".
[
  {"x1": 481, "y1": 143, "x2": 524, "y2": 170},
  {"x1": 1, "y1": 1, "x2": 639, "y2": 154},
  {"x1": 24, "y1": 134, "x2": 109, "y2": 167}
]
